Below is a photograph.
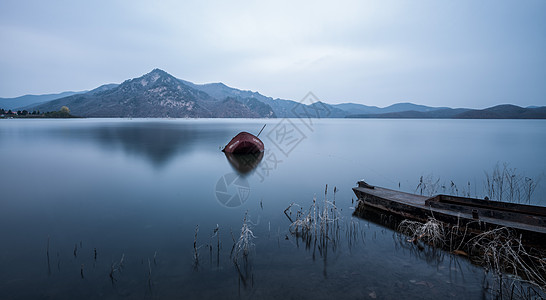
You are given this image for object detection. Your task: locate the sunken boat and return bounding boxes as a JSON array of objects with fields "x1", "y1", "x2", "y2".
[
  {"x1": 352, "y1": 180, "x2": 546, "y2": 248},
  {"x1": 222, "y1": 125, "x2": 266, "y2": 154},
  {"x1": 222, "y1": 132, "x2": 264, "y2": 154}
]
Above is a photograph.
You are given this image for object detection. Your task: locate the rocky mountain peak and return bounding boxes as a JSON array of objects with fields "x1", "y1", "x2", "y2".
[{"x1": 137, "y1": 68, "x2": 176, "y2": 87}]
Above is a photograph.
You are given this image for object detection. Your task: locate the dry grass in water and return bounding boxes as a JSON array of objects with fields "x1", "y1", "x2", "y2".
[
  {"x1": 285, "y1": 185, "x2": 344, "y2": 255},
  {"x1": 232, "y1": 211, "x2": 255, "y2": 263},
  {"x1": 397, "y1": 217, "x2": 546, "y2": 298},
  {"x1": 230, "y1": 212, "x2": 255, "y2": 289},
  {"x1": 484, "y1": 163, "x2": 540, "y2": 204},
  {"x1": 415, "y1": 163, "x2": 541, "y2": 205},
  {"x1": 467, "y1": 228, "x2": 546, "y2": 289},
  {"x1": 398, "y1": 218, "x2": 445, "y2": 248}
]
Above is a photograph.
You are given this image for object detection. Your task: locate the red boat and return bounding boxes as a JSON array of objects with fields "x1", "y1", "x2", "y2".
[{"x1": 222, "y1": 131, "x2": 264, "y2": 154}]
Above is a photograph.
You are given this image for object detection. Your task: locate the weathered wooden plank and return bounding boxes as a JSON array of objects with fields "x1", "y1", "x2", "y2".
[{"x1": 353, "y1": 182, "x2": 546, "y2": 248}]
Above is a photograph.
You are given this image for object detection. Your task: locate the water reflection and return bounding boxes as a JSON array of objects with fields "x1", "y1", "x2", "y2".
[
  {"x1": 224, "y1": 152, "x2": 264, "y2": 175},
  {"x1": 353, "y1": 204, "x2": 546, "y2": 299},
  {"x1": 25, "y1": 121, "x2": 232, "y2": 167},
  {"x1": 1, "y1": 119, "x2": 544, "y2": 299},
  {"x1": 91, "y1": 124, "x2": 218, "y2": 167}
]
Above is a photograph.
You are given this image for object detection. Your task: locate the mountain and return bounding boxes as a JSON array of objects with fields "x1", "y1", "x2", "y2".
[
  {"x1": 455, "y1": 105, "x2": 546, "y2": 119},
  {"x1": 346, "y1": 108, "x2": 470, "y2": 118},
  {"x1": 346, "y1": 105, "x2": 546, "y2": 119},
  {"x1": 29, "y1": 69, "x2": 276, "y2": 118},
  {"x1": 17, "y1": 69, "x2": 545, "y2": 119},
  {"x1": 332, "y1": 102, "x2": 448, "y2": 115},
  {"x1": 332, "y1": 103, "x2": 381, "y2": 115},
  {"x1": 0, "y1": 91, "x2": 85, "y2": 110},
  {"x1": 88, "y1": 83, "x2": 119, "y2": 94},
  {"x1": 381, "y1": 102, "x2": 449, "y2": 113},
  {"x1": 182, "y1": 80, "x2": 347, "y2": 118}
]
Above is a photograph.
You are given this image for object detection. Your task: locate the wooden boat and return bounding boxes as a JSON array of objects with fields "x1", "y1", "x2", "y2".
[
  {"x1": 222, "y1": 132, "x2": 264, "y2": 154},
  {"x1": 352, "y1": 180, "x2": 546, "y2": 247},
  {"x1": 222, "y1": 125, "x2": 266, "y2": 154}
]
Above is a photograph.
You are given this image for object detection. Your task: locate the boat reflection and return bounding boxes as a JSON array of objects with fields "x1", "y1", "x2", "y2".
[{"x1": 224, "y1": 152, "x2": 264, "y2": 175}]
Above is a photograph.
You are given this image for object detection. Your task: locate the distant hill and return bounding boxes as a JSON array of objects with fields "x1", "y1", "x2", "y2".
[
  {"x1": 0, "y1": 91, "x2": 85, "y2": 110},
  {"x1": 332, "y1": 103, "x2": 381, "y2": 115},
  {"x1": 182, "y1": 80, "x2": 347, "y2": 118},
  {"x1": 13, "y1": 68, "x2": 545, "y2": 119},
  {"x1": 382, "y1": 102, "x2": 450, "y2": 113},
  {"x1": 29, "y1": 69, "x2": 276, "y2": 118},
  {"x1": 333, "y1": 102, "x2": 449, "y2": 115},
  {"x1": 455, "y1": 105, "x2": 546, "y2": 119},
  {"x1": 347, "y1": 105, "x2": 546, "y2": 119}
]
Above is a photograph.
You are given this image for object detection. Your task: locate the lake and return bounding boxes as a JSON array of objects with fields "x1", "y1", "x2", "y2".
[{"x1": 0, "y1": 118, "x2": 545, "y2": 299}]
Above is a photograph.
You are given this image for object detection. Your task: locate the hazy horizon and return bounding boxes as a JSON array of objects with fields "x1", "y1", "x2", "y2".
[
  {"x1": 0, "y1": 69, "x2": 543, "y2": 110},
  {"x1": 1, "y1": 0, "x2": 545, "y2": 108}
]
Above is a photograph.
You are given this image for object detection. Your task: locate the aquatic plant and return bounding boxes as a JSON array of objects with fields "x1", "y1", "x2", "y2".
[
  {"x1": 466, "y1": 228, "x2": 546, "y2": 290},
  {"x1": 147, "y1": 258, "x2": 152, "y2": 287},
  {"x1": 484, "y1": 162, "x2": 540, "y2": 204},
  {"x1": 233, "y1": 211, "x2": 255, "y2": 263},
  {"x1": 398, "y1": 218, "x2": 445, "y2": 248},
  {"x1": 286, "y1": 185, "x2": 342, "y2": 251},
  {"x1": 415, "y1": 175, "x2": 442, "y2": 196},
  {"x1": 230, "y1": 212, "x2": 256, "y2": 289},
  {"x1": 396, "y1": 217, "x2": 546, "y2": 298},
  {"x1": 109, "y1": 262, "x2": 117, "y2": 282},
  {"x1": 193, "y1": 225, "x2": 203, "y2": 269},
  {"x1": 345, "y1": 218, "x2": 365, "y2": 251},
  {"x1": 414, "y1": 162, "x2": 541, "y2": 204},
  {"x1": 211, "y1": 224, "x2": 221, "y2": 267}
]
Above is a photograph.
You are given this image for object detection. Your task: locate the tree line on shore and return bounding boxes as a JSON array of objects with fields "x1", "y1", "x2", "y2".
[{"x1": 0, "y1": 106, "x2": 77, "y2": 118}]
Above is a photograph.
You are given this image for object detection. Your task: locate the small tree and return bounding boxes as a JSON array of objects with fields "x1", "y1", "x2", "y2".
[{"x1": 60, "y1": 106, "x2": 70, "y2": 113}]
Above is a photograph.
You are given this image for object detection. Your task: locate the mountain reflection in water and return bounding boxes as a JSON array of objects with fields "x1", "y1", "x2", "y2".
[
  {"x1": 17, "y1": 121, "x2": 233, "y2": 167},
  {"x1": 1, "y1": 119, "x2": 545, "y2": 299}
]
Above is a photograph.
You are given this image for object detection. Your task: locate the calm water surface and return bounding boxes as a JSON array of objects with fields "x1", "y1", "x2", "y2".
[{"x1": 1, "y1": 118, "x2": 545, "y2": 299}]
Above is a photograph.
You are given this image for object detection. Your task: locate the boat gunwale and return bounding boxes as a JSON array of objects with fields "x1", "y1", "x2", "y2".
[
  {"x1": 353, "y1": 185, "x2": 546, "y2": 235},
  {"x1": 223, "y1": 131, "x2": 264, "y2": 154}
]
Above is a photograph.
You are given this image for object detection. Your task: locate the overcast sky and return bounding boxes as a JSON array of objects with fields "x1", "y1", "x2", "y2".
[{"x1": 1, "y1": 0, "x2": 544, "y2": 108}]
